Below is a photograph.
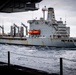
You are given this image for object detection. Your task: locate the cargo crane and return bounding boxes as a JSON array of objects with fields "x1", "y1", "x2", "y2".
[
  {"x1": 13, "y1": 23, "x2": 19, "y2": 37},
  {"x1": 0, "y1": 25, "x2": 4, "y2": 36},
  {"x1": 21, "y1": 23, "x2": 28, "y2": 35}
]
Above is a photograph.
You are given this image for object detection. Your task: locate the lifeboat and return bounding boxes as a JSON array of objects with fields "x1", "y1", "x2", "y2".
[{"x1": 28, "y1": 30, "x2": 40, "y2": 35}]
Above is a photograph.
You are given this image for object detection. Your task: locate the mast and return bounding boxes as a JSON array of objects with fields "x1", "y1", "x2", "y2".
[{"x1": 42, "y1": 6, "x2": 47, "y2": 20}]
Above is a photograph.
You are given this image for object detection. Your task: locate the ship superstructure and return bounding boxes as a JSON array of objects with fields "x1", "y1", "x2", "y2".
[
  {"x1": 28, "y1": 7, "x2": 70, "y2": 39},
  {"x1": 0, "y1": 6, "x2": 76, "y2": 47}
]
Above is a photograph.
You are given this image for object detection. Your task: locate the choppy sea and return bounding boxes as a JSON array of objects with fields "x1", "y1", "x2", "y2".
[{"x1": 0, "y1": 44, "x2": 76, "y2": 75}]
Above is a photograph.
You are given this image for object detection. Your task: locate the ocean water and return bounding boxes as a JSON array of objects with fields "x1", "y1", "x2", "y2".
[{"x1": 0, "y1": 44, "x2": 76, "y2": 75}]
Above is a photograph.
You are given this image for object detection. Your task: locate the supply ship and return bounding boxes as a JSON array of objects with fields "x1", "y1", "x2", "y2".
[{"x1": 0, "y1": 6, "x2": 76, "y2": 48}]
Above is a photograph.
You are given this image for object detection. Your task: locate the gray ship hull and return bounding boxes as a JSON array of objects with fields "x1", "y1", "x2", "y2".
[{"x1": 0, "y1": 37, "x2": 75, "y2": 48}]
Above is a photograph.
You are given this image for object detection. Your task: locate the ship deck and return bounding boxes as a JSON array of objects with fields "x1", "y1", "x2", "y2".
[{"x1": 0, "y1": 61, "x2": 58, "y2": 75}]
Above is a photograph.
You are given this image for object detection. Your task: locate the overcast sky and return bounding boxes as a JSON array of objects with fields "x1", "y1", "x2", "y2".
[{"x1": 0, "y1": 0, "x2": 76, "y2": 37}]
